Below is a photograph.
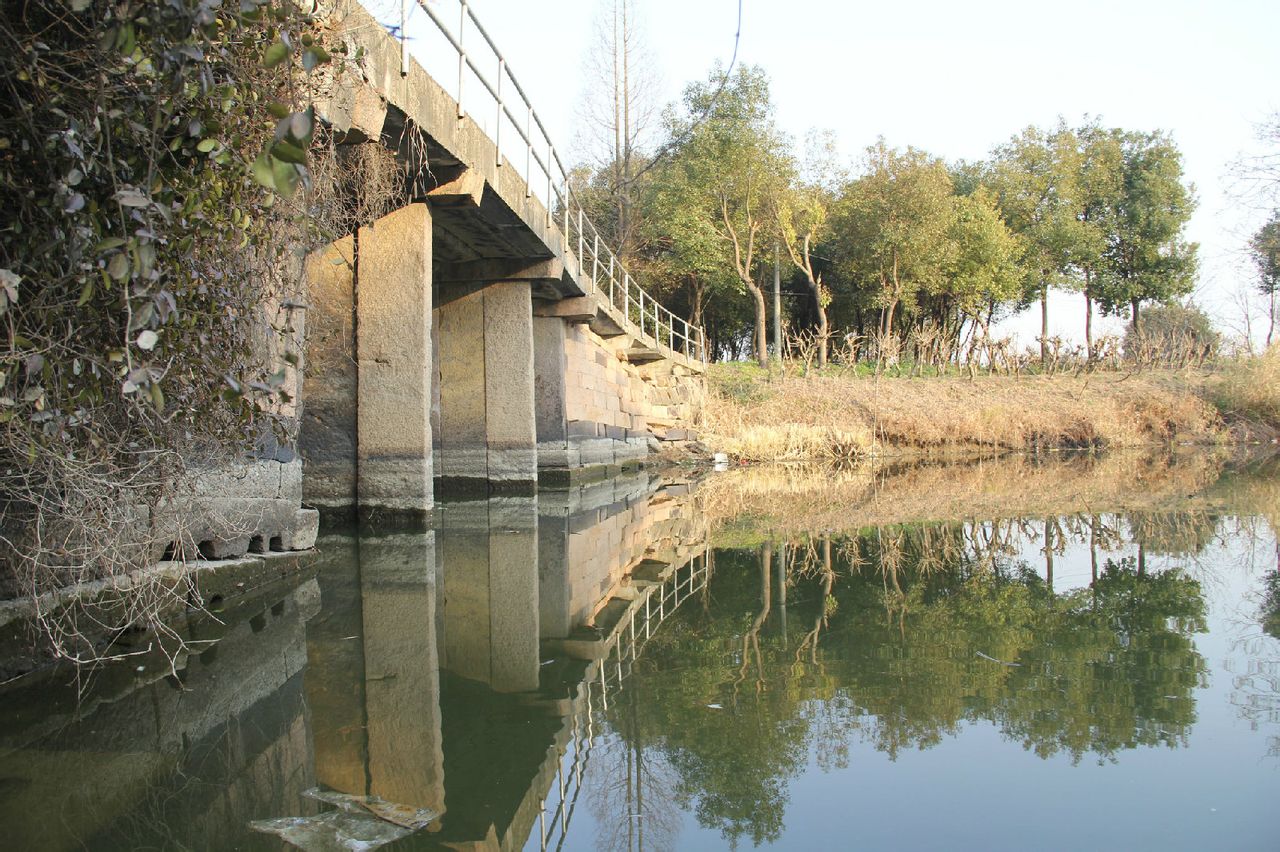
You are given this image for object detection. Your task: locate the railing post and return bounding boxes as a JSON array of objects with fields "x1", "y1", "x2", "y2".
[
  {"x1": 592, "y1": 234, "x2": 599, "y2": 289},
  {"x1": 546, "y1": 141, "x2": 554, "y2": 229},
  {"x1": 577, "y1": 208, "x2": 585, "y2": 282},
  {"x1": 525, "y1": 104, "x2": 532, "y2": 196},
  {"x1": 494, "y1": 57, "x2": 503, "y2": 166},
  {"x1": 457, "y1": 1, "x2": 467, "y2": 118},
  {"x1": 399, "y1": 0, "x2": 408, "y2": 76}
]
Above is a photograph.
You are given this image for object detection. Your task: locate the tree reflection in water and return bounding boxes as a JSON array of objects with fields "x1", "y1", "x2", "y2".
[{"x1": 593, "y1": 511, "x2": 1216, "y2": 847}]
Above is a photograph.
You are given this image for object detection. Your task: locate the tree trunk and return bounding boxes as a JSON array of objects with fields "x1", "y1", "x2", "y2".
[
  {"x1": 1044, "y1": 517, "x2": 1054, "y2": 596},
  {"x1": 1084, "y1": 271, "x2": 1094, "y2": 360},
  {"x1": 689, "y1": 275, "x2": 706, "y2": 331},
  {"x1": 815, "y1": 299, "x2": 829, "y2": 368},
  {"x1": 883, "y1": 299, "x2": 898, "y2": 338},
  {"x1": 773, "y1": 245, "x2": 782, "y2": 364},
  {"x1": 1090, "y1": 515, "x2": 1099, "y2": 586},
  {"x1": 1268, "y1": 288, "x2": 1276, "y2": 348},
  {"x1": 1131, "y1": 296, "x2": 1141, "y2": 333},
  {"x1": 1040, "y1": 279, "x2": 1049, "y2": 367},
  {"x1": 751, "y1": 284, "x2": 768, "y2": 367}
]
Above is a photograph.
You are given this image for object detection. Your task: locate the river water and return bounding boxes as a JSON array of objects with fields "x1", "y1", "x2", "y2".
[{"x1": 0, "y1": 453, "x2": 1277, "y2": 850}]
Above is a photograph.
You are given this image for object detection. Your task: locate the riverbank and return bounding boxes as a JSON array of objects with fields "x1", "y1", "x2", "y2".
[{"x1": 700, "y1": 349, "x2": 1280, "y2": 462}]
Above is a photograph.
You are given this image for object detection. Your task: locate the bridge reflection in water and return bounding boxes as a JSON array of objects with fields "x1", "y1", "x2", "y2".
[{"x1": 0, "y1": 473, "x2": 707, "y2": 851}]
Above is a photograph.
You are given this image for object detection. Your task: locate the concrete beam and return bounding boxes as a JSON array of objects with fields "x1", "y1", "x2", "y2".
[
  {"x1": 426, "y1": 168, "x2": 485, "y2": 208},
  {"x1": 533, "y1": 317, "x2": 568, "y2": 445},
  {"x1": 532, "y1": 296, "x2": 597, "y2": 322},
  {"x1": 435, "y1": 257, "x2": 563, "y2": 295},
  {"x1": 356, "y1": 203, "x2": 434, "y2": 516},
  {"x1": 300, "y1": 237, "x2": 357, "y2": 508}
]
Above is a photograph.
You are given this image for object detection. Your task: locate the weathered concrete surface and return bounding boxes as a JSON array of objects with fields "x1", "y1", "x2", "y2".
[
  {"x1": 357, "y1": 204, "x2": 435, "y2": 515},
  {"x1": 0, "y1": 550, "x2": 317, "y2": 680},
  {"x1": 296, "y1": 0, "x2": 708, "y2": 510},
  {"x1": 537, "y1": 475, "x2": 708, "y2": 640},
  {"x1": 301, "y1": 236, "x2": 357, "y2": 507},
  {"x1": 536, "y1": 318, "x2": 704, "y2": 478},
  {"x1": 435, "y1": 282, "x2": 537, "y2": 493}
]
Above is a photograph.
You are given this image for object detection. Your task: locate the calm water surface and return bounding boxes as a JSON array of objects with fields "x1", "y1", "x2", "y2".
[{"x1": 0, "y1": 458, "x2": 1277, "y2": 850}]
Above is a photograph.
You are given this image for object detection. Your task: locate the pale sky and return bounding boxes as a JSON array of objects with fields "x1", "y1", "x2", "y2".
[{"x1": 391, "y1": 0, "x2": 1280, "y2": 348}]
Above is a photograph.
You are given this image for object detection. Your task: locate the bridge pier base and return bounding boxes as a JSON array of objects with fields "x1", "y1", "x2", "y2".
[{"x1": 434, "y1": 281, "x2": 538, "y2": 495}]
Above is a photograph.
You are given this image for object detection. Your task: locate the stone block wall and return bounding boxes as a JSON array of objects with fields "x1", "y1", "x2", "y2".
[{"x1": 536, "y1": 319, "x2": 704, "y2": 473}]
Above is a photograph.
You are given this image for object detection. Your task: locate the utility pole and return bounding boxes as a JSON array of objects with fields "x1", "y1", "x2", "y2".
[{"x1": 773, "y1": 242, "x2": 782, "y2": 364}]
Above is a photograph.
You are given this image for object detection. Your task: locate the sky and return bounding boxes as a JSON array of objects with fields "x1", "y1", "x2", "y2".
[{"x1": 390, "y1": 0, "x2": 1280, "y2": 348}]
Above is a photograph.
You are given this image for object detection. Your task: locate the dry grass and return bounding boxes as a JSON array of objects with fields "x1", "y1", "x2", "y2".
[
  {"x1": 703, "y1": 364, "x2": 1235, "y2": 462},
  {"x1": 1209, "y1": 347, "x2": 1280, "y2": 439}
]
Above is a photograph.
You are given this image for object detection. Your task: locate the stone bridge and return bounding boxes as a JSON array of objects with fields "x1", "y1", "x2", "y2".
[{"x1": 300, "y1": 0, "x2": 707, "y2": 517}]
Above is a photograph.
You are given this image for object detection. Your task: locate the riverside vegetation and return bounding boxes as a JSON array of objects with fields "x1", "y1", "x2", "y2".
[
  {"x1": 0, "y1": 0, "x2": 417, "y2": 667},
  {"x1": 700, "y1": 343, "x2": 1280, "y2": 463}
]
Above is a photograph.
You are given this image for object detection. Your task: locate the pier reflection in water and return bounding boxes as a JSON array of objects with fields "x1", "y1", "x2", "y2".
[
  {"x1": 0, "y1": 471, "x2": 710, "y2": 850},
  {"x1": 0, "y1": 455, "x2": 1277, "y2": 850}
]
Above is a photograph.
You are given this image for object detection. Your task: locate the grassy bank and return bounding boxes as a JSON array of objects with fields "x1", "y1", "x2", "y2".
[{"x1": 702, "y1": 349, "x2": 1280, "y2": 462}]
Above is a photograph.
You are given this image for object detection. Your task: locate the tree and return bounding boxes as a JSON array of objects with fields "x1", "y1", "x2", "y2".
[
  {"x1": 1099, "y1": 130, "x2": 1198, "y2": 328},
  {"x1": 778, "y1": 131, "x2": 841, "y2": 367},
  {"x1": 1072, "y1": 122, "x2": 1125, "y2": 359},
  {"x1": 835, "y1": 141, "x2": 956, "y2": 342},
  {"x1": 1248, "y1": 212, "x2": 1280, "y2": 347},
  {"x1": 573, "y1": 0, "x2": 660, "y2": 263},
  {"x1": 667, "y1": 65, "x2": 790, "y2": 366},
  {"x1": 989, "y1": 123, "x2": 1087, "y2": 366},
  {"x1": 943, "y1": 187, "x2": 1026, "y2": 353},
  {"x1": 1122, "y1": 302, "x2": 1220, "y2": 366},
  {"x1": 639, "y1": 147, "x2": 738, "y2": 335}
]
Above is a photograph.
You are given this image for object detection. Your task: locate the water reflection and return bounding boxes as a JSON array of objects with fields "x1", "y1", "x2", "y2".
[
  {"x1": 0, "y1": 471, "x2": 710, "y2": 850},
  {"x1": 583, "y1": 503, "x2": 1275, "y2": 849},
  {"x1": 0, "y1": 457, "x2": 1276, "y2": 850}
]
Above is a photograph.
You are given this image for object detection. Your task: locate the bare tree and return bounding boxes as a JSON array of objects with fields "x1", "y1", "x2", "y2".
[{"x1": 574, "y1": 0, "x2": 661, "y2": 263}]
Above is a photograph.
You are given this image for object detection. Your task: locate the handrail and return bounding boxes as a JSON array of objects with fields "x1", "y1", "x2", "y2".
[{"x1": 406, "y1": 0, "x2": 707, "y2": 363}]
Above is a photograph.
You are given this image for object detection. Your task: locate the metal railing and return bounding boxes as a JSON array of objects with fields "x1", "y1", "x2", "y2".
[{"x1": 400, "y1": 0, "x2": 707, "y2": 363}]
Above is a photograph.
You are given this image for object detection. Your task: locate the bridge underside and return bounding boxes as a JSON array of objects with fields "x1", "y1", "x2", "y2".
[{"x1": 299, "y1": 1, "x2": 703, "y2": 516}]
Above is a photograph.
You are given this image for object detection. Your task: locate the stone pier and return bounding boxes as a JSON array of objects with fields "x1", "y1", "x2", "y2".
[
  {"x1": 302, "y1": 203, "x2": 436, "y2": 517},
  {"x1": 434, "y1": 281, "x2": 537, "y2": 495},
  {"x1": 356, "y1": 204, "x2": 434, "y2": 516}
]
